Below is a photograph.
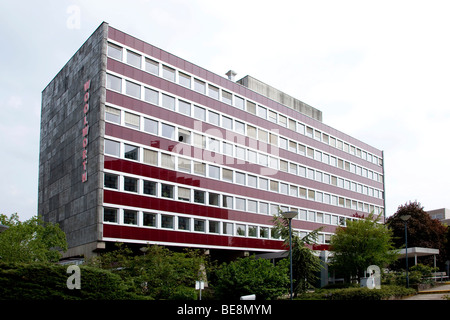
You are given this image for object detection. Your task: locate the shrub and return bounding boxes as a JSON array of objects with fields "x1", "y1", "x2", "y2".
[
  {"x1": 213, "y1": 256, "x2": 289, "y2": 300},
  {"x1": 299, "y1": 285, "x2": 416, "y2": 300}
]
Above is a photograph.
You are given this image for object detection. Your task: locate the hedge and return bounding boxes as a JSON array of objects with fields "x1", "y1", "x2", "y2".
[
  {"x1": 0, "y1": 262, "x2": 142, "y2": 300},
  {"x1": 297, "y1": 285, "x2": 416, "y2": 300}
]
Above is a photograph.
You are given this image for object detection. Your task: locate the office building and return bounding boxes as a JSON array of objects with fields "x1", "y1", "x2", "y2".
[{"x1": 39, "y1": 22, "x2": 385, "y2": 259}]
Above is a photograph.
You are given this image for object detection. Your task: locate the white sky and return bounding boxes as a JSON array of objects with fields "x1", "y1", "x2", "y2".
[{"x1": 1, "y1": 0, "x2": 449, "y2": 221}]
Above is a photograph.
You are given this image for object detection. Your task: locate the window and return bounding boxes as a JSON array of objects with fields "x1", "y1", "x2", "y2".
[
  {"x1": 161, "y1": 153, "x2": 175, "y2": 169},
  {"x1": 248, "y1": 200, "x2": 257, "y2": 213},
  {"x1": 257, "y1": 105, "x2": 267, "y2": 118},
  {"x1": 178, "y1": 217, "x2": 190, "y2": 230},
  {"x1": 143, "y1": 180, "x2": 156, "y2": 195},
  {"x1": 105, "y1": 106, "x2": 121, "y2": 124},
  {"x1": 235, "y1": 172, "x2": 245, "y2": 185},
  {"x1": 103, "y1": 208, "x2": 118, "y2": 223},
  {"x1": 105, "y1": 139, "x2": 120, "y2": 157},
  {"x1": 143, "y1": 149, "x2": 157, "y2": 165},
  {"x1": 235, "y1": 96, "x2": 244, "y2": 109},
  {"x1": 247, "y1": 125, "x2": 257, "y2": 139},
  {"x1": 178, "y1": 128, "x2": 191, "y2": 144},
  {"x1": 235, "y1": 146, "x2": 245, "y2": 160},
  {"x1": 124, "y1": 144, "x2": 139, "y2": 161},
  {"x1": 260, "y1": 227, "x2": 269, "y2": 239},
  {"x1": 246, "y1": 101, "x2": 256, "y2": 114},
  {"x1": 178, "y1": 72, "x2": 191, "y2": 87},
  {"x1": 145, "y1": 58, "x2": 159, "y2": 75},
  {"x1": 106, "y1": 74, "x2": 122, "y2": 92},
  {"x1": 299, "y1": 210, "x2": 307, "y2": 220},
  {"x1": 124, "y1": 210, "x2": 137, "y2": 225},
  {"x1": 104, "y1": 173, "x2": 118, "y2": 189},
  {"x1": 258, "y1": 129, "x2": 268, "y2": 143},
  {"x1": 161, "y1": 184, "x2": 174, "y2": 198},
  {"x1": 248, "y1": 150, "x2": 257, "y2": 163},
  {"x1": 248, "y1": 175, "x2": 257, "y2": 188},
  {"x1": 248, "y1": 225, "x2": 257, "y2": 237},
  {"x1": 126, "y1": 80, "x2": 141, "y2": 98},
  {"x1": 143, "y1": 212, "x2": 156, "y2": 227},
  {"x1": 268, "y1": 110, "x2": 277, "y2": 123},
  {"x1": 223, "y1": 222, "x2": 233, "y2": 235},
  {"x1": 259, "y1": 178, "x2": 268, "y2": 190},
  {"x1": 222, "y1": 195, "x2": 233, "y2": 209},
  {"x1": 223, "y1": 142, "x2": 233, "y2": 156},
  {"x1": 178, "y1": 100, "x2": 191, "y2": 116},
  {"x1": 178, "y1": 157, "x2": 191, "y2": 173},
  {"x1": 162, "y1": 94, "x2": 175, "y2": 110},
  {"x1": 209, "y1": 221, "x2": 220, "y2": 234},
  {"x1": 144, "y1": 118, "x2": 158, "y2": 135},
  {"x1": 208, "y1": 111, "x2": 219, "y2": 125},
  {"x1": 194, "y1": 79, "x2": 206, "y2": 94},
  {"x1": 161, "y1": 123, "x2": 175, "y2": 140},
  {"x1": 222, "y1": 90, "x2": 232, "y2": 104},
  {"x1": 259, "y1": 202, "x2": 269, "y2": 215},
  {"x1": 270, "y1": 180, "x2": 278, "y2": 192},
  {"x1": 222, "y1": 168, "x2": 233, "y2": 182},
  {"x1": 178, "y1": 187, "x2": 191, "y2": 201},
  {"x1": 194, "y1": 106, "x2": 206, "y2": 121},
  {"x1": 222, "y1": 116, "x2": 232, "y2": 130},
  {"x1": 208, "y1": 85, "x2": 219, "y2": 99},
  {"x1": 193, "y1": 134, "x2": 206, "y2": 149},
  {"x1": 124, "y1": 177, "x2": 138, "y2": 192},
  {"x1": 235, "y1": 198, "x2": 246, "y2": 211},
  {"x1": 144, "y1": 88, "x2": 158, "y2": 105},
  {"x1": 236, "y1": 224, "x2": 246, "y2": 236},
  {"x1": 194, "y1": 219, "x2": 205, "y2": 232},
  {"x1": 127, "y1": 50, "x2": 141, "y2": 68},
  {"x1": 235, "y1": 121, "x2": 245, "y2": 135},
  {"x1": 107, "y1": 43, "x2": 122, "y2": 60},
  {"x1": 194, "y1": 190, "x2": 205, "y2": 204},
  {"x1": 209, "y1": 193, "x2": 220, "y2": 206},
  {"x1": 194, "y1": 161, "x2": 206, "y2": 175},
  {"x1": 161, "y1": 215, "x2": 174, "y2": 229},
  {"x1": 208, "y1": 137, "x2": 219, "y2": 152},
  {"x1": 124, "y1": 112, "x2": 140, "y2": 129},
  {"x1": 208, "y1": 165, "x2": 220, "y2": 179},
  {"x1": 162, "y1": 65, "x2": 175, "y2": 81}
]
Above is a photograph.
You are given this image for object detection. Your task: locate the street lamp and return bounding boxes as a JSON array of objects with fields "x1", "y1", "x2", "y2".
[
  {"x1": 400, "y1": 214, "x2": 411, "y2": 288},
  {"x1": 281, "y1": 210, "x2": 298, "y2": 300}
]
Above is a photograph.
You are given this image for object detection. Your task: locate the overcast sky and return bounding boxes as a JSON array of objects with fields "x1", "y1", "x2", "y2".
[{"x1": 1, "y1": 0, "x2": 449, "y2": 221}]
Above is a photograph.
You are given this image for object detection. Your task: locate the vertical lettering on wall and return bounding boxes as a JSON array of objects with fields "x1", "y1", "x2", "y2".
[{"x1": 82, "y1": 80, "x2": 90, "y2": 183}]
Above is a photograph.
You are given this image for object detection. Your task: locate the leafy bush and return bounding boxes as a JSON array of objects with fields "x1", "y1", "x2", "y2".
[{"x1": 213, "y1": 256, "x2": 289, "y2": 300}]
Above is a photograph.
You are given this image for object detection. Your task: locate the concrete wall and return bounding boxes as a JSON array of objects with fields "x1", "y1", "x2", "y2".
[
  {"x1": 38, "y1": 22, "x2": 108, "y2": 258},
  {"x1": 237, "y1": 75, "x2": 322, "y2": 122}
]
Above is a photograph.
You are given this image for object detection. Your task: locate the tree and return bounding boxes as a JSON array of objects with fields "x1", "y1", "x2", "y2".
[
  {"x1": 213, "y1": 256, "x2": 289, "y2": 300},
  {"x1": 329, "y1": 212, "x2": 397, "y2": 282},
  {"x1": 0, "y1": 213, "x2": 67, "y2": 263},
  {"x1": 386, "y1": 201, "x2": 448, "y2": 269},
  {"x1": 271, "y1": 212, "x2": 323, "y2": 295}
]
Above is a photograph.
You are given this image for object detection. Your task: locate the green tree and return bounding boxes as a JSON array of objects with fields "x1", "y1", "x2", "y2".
[
  {"x1": 386, "y1": 201, "x2": 448, "y2": 269},
  {"x1": 271, "y1": 212, "x2": 323, "y2": 295},
  {"x1": 329, "y1": 212, "x2": 397, "y2": 282},
  {"x1": 0, "y1": 213, "x2": 67, "y2": 263},
  {"x1": 213, "y1": 256, "x2": 289, "y2": 300}
]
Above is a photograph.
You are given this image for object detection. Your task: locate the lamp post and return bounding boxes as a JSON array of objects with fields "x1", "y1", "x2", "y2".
[
  {"x1": 281, "y1": 210, "x2": 298, "y2": 300},
  {"x1": 400, "y1": 214, "x2": 411, "y2": 288}
]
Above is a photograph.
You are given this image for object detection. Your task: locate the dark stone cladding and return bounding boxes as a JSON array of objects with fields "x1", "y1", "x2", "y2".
[{"x1": 39, "y1": 22, "x2": 108, "y2": 254}]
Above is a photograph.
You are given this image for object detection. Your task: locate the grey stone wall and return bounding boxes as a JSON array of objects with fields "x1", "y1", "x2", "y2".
[
  {"x1": 39, "y1": 22, "x2": 108, "y2": 257},
  {"x1": 237, "y1": 75, "x2": 323, "y2": 122}
]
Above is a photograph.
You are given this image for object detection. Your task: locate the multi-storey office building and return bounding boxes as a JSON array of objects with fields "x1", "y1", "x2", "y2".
[{"x1": 39, "y1": 22, "x2": 385, "y2": 259}]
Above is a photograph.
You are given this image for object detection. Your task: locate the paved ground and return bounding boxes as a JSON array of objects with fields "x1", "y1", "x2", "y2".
[{"x1": 402, "y1": 282, "x2": 450, "y2": 300}]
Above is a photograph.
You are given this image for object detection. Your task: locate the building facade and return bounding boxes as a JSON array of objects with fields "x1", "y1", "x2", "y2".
[{"x1": 39, "y1": 22, "x2": 385, "y2": 259}]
